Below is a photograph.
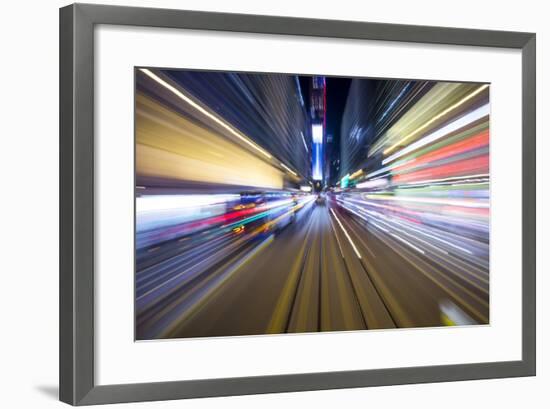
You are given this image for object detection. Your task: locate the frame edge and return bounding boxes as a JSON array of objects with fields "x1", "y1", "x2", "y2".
[
  {"x1": 75, "y1": 2, "x2": 533, "y2": 48},
  {"x1": 59, "y1": 3, "x2": 75, "y2": 405},
  {"x1": 60, "y1": 3, "x2": 97, "y2": 405},
  {"x1": 59, "y1": 3, "x2": 537, "y2": 405},
  {"x1": 521, "y1": 34, "x2": 536, "y2": 376}
]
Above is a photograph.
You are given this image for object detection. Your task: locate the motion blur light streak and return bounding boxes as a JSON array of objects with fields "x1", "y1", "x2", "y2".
[
  {"x1": 300, "y1": 131, "x2": 309, "y2": 152},
  {"x1": 140, "y1": 68, "x2": 273, "y2": 159},
  {"x1": 280, "y1": 162, "x2": 298, "y2": 177},
  {"x1": 330, "y1": 208, "x2": 362, "y2": 259},
  {"x1": 382, "y1": 103, "x2": 490, "y2": 165},
  {"x1": 383, "y1": 84, "x2": 489, "y2": 155},
  {"x1": 135, "y1": 68, "x2": 490, "y2": 340}
]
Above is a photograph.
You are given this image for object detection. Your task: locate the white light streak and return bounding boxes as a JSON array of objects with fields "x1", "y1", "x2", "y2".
[
  {"x1": 390, "y1": 233, "x2": 426, "y2": 254},
  {"x1": 300, "y1": 131, "x2": 309, "y2": 152},
  {"x1": 370, "y1": 221, "x2": 389, "y2": 233},
  {"x1": 401, "y1": 173, "x2": 489, "y2": 186},
  {"x1": 137, "y1": 194, "x2": 239, "y2": 213},
  {"x1": 356, "y1": 178, "x2": 389, "y2": 189},
  {"x1": 382, "y1": 103, "x2": 490, "y2": 165},
  {"x1": 390, "y1": 221, "x2": 473, "y2": 255},
  {"x1": 330, "y1": 208, "x2": 362, "y2": 259},
  {"x1": 365, "y1": 194, "x2": 489, "y2": 209}
]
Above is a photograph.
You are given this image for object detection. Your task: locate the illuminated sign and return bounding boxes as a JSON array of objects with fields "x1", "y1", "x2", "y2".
[
  {"x1": 312, "y1": 124, "x2": 323, "y2": 181},
  {"x1": 312, "y1": 124, "x2": 323, "y2": 144}
]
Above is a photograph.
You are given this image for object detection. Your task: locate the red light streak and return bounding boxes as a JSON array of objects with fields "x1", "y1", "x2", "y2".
[
  {"x1": 394, "y1": 130, "x2": 489, "y2": 173},
  {"x1": 393, "y1": 155, "x2": 489, "y2": 184}
]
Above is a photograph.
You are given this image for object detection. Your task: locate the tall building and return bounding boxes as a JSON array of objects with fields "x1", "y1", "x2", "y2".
[
  {"x1": 339, "y1": 79, "x2": 430, "y2": 185},
  {"x1": 310, "y1": 76, "x2": 325, "y2": 182}
]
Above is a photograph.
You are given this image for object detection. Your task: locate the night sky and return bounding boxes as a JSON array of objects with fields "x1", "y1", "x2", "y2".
[
  {"x1": 325, "y1": 77, "x2": 352, "y2": 148},
  {"x1": 298, "y1": 76, "x2": 351, "y2": 148}
]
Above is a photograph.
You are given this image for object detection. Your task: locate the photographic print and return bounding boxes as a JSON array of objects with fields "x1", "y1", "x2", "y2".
[{"x1": 135, "y1": 68, "x2": 490, "y2": 340}]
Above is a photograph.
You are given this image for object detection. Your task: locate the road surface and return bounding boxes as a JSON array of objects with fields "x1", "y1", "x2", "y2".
[{"x1": 136, "y1": 199, "x2": 489, "y2": 340}]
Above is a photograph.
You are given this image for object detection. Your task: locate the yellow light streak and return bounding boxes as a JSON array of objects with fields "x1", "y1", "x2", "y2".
[
  {"x1": 280, "y1": 162, "x2": 298, "y2": 177},
  {"x1": 349, "y1": 169, "x2": 364, "y2": 180},
  {"x1": 140, "y1": 68, "x2": 272, "y2": 159},
  {"x1": 383, "y1": 84, "x2": 489, "y2": 155}
]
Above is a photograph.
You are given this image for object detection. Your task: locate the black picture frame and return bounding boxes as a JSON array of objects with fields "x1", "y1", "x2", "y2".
[{"x1": 59, "y1": 3, "x2": 536, "y2": 405}]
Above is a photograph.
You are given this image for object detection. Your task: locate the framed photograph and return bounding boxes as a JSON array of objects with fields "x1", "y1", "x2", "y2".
[{"x1": 60, "y1": 3, "x2": 536, "y2": 405}]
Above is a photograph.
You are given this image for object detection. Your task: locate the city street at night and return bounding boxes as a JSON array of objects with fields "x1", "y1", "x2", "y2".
[{"x1": 135, "y1": 68, "x2": 490, "y2": 340}]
